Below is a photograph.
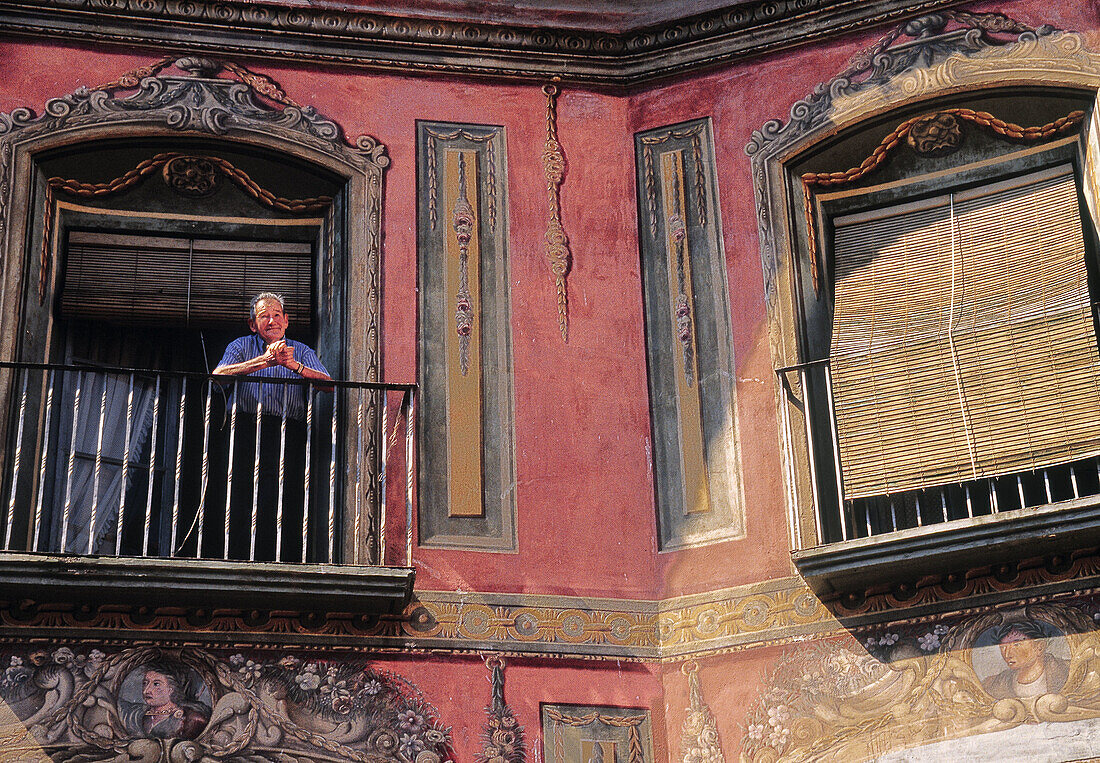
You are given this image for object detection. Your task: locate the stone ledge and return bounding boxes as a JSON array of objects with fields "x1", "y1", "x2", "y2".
[
  {"x1": 0, "y1": 553, "x2": 415, "y2": 615},
  {"x1": 793, "y1": 496, "x2": 1100, "y2": 598}
]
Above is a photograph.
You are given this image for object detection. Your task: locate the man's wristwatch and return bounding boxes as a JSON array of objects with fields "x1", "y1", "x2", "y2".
[{"x1": 296, "y1": 362, "x2": 304, "y2": 374}]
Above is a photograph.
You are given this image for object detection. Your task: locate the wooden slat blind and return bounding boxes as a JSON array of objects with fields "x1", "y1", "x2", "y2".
[
  {"x1": 830, "y1": 165, "x2": 1100, "y2": 498},
  {"x1": 62, "y1": 232, "x2": 312, "y2": 328}
]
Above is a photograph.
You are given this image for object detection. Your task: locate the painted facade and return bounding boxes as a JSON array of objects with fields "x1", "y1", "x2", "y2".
[{"x1": 0, "y1": 0, "x2": 1097, "y2": 761}]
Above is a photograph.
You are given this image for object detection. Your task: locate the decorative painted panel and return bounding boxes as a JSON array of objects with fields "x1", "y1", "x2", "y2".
[
  {"x1": 742, "y1": 601, "x2": 1100, "y2": 762},
  {"x1": 541, "y1": 704, "x2": 653, "y2": 763},
  {"x1": 417, "y1": 122, "x2": 517, "y2": 550},
  {"x1": 0, "y1": 645, "x2": 455, "y2": 762},
  {"x1": 634, "y1": 118, "x2": 745, "y2": 550}
]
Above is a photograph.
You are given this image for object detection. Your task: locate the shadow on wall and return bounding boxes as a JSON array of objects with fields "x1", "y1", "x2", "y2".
[{"x1": 740, "y1": 599, "x2": 1100, "y2": 761}]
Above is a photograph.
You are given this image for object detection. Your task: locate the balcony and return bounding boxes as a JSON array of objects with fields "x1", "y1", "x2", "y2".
[{"x1": 0, "y1": 361, "x2": 416, "y2": 614}]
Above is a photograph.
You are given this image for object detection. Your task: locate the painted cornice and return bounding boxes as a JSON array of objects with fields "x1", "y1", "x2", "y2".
[{"x1": 0, "y1": 0, "x2": 970, "y2": 86}]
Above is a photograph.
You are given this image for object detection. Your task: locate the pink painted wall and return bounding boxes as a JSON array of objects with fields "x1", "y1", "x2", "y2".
[{"x1": 1, "y1": 0, "x2": 1096, "y2": 605}]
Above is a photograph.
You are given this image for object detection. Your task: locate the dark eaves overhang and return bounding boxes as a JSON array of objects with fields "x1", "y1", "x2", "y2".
[{"x1": 0, "y1": 0, "x2": 971, "y2": 88}]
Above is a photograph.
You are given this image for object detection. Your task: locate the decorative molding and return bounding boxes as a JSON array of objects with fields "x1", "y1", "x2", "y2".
[
  {"x1": 417, "y1": 121, "x2": 518, "y2": 549},
  {"x1": 10, "y1": 553, "x2": 1100, "y2": 659},
  {"x1": 635, "y1": 118, "x2": 745, "y2": 551},
  {"x1": 0, "y1": 0, "x2": 972, "y2": 86}
]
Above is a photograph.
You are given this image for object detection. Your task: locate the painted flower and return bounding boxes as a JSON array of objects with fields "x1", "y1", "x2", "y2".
[
  {"x1": 918, "y1": 632, "x2": 940, "y2": 652},
  {"x1": 767, "y1": 727, "x2": 790, "y2": 748},
  {"x1": 747, "y1": 722, "x2": 766, "y2": 740},
  {"x1": 279, "y1": 655, "x2": 301, "y2": 669},
  {"x1": 229, "y1": 654, "x2": 246, "y2": 667},
  {"x1": 295, "y1": 671, "x2": 321, "y2": 691},
  {"x1": 879, "y1": 633, "x2": 899, "y2": 646},
  {"x1": 766, "y1": 705, "x2": 790, "y2": 726},
  {"x1": 8, "y1": 657, "x2": 21, "y2": 668},
  {"x1": 363, "y1": 679, "x2": 383, "y2": 696},
  {"x1": 51, "y1": 648, "x2": 75, "y2": 666},
  {"x1": 399, "y1": 732, "x2": 425, "y2": 757},
  {"x1": 934, "y1": 624, "x2": 949, "y2": 636},
  {"x1": 238, "y1": 660, "x2": 263, "y2": 682},
  {"x1": 398, "y1": 709, "x2": 426, "y2": 732}
]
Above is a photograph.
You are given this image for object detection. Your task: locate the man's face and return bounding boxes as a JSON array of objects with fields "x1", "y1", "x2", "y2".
[
  {"x1": 249, "y1": 298, "x2": 289, "y2": 345},
  {"x1": 142, "y1": 670, "x2": 173, "y2": 708},
  {"x1": 1000, "y1": 636, "x2": 1045, "y2": 672}
]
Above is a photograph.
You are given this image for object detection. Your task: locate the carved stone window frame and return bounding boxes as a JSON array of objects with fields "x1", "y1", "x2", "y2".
[
  {"x1": 746, "y1": 20, "x2": 1100, "y2": 594},
  {"x1": 0, "y1": 58, "x2": 411, "y2": 614}
]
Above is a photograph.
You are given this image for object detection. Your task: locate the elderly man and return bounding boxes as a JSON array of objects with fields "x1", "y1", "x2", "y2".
[{"x1": 214, "y1": 293, "x2": 331, "y2": 562}]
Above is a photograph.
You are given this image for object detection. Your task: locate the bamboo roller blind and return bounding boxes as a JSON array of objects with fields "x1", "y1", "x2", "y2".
[
  {"x1": 830, "y1": 165, "x2": 1100, "y2": 499},
  {"x1": 62, "y1": 231, "x2": 313, "y2": 328}
]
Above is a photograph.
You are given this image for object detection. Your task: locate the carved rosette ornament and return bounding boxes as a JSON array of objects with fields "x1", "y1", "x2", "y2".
[
  {"x1": 907, "y1": 112, "x2": 963, "y2": 154},
  {"x1": 162, "y1": 155, "x2": 220, "y2": 197}
]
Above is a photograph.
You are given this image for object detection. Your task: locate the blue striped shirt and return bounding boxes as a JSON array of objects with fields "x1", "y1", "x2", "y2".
[{"x1": 217, "y1": 334, "x2": 329, "y2": 421}]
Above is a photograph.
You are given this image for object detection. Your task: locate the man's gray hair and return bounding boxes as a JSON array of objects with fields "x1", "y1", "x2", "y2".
[{"x1": 250, "y1": 292, "x2": 285, "y2": 319}]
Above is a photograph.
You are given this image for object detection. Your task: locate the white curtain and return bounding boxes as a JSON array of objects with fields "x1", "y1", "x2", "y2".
[{"x1": 51, "y1": 370, "x2": 158, "y2": 554}]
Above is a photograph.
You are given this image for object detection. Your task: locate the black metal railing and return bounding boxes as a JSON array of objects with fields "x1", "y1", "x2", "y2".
[
  {"x1": 0, "y1": 362, "x2": 415, "y2": 566},
  {"x1": 777, "y1": 358, "x2": 1100, "y2": 545}
]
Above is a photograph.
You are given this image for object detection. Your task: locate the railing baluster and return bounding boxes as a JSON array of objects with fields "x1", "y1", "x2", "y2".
[
  {"x1": 775, "y1": 371, "x2": 804, "y2": 548},
  {"x1": 822, "y1": 364, "x2": 848, "y2": 539},
  {"x1": 303, "y1": 389, "x2": 313, "y2": 562},
  {"x1": 276, "y1": 385, "x2": 288, "y2": 563},
  {"x1": 354, "y1": 388, "x2": 364, "y2": 565},
  {"x1": 405, "y1": 390, "x2": 415, "y2": 569},
  {"x1": 169, "y1": 378, "x2": 187, "y2": 557},
  {"x1": 914, "y1": 492, "x2": 923, "y2": 528},
  {"x1": 1043, "y1": 469, "x2": 1053, "y2": 505},
  {"x1": 1016, "y1": 475, "x2": 1026, "y2": 510},
  {"x1": 88, "y1": 373, "x2": 111, "y2": 555},
  {"x1": 224, "y1": 383, "x2": 238, "y2": 561},
  {"x1": 989, "y1": 479, "x2": 1000, "y2": 513},
  {"x1": 195, "y1": 379, "x2": 213, "y2": 558},
  {"x1": 888, "y1": 498, "x2": 898, "y2": 532},
  {"x1": 60, "y1": 370, "x2": 84, "y2": 554},
  {"x1": 143, "y1": 376, "x2": 161, "y2": 558},
  {"x1": 379, "y1": 390, "x2": 389, "y2": 566},
  {"x1": 116, "y1": 373, "x2": 135, "y2": 557},
  {"x1": 329, "y1": 390, "x2": 337, "y2": 564},
  {"x1": 5, "y1": 370, "x2": 28, "y2": 550},
  {"x1": 32, "y1": 370, "x2": 56, "y2": 552},
  {"x1": 797, "y1": 368, "x2": 827, "y2": 539},
  {"x1": 1071, "y1": 465, "x2": 1080, "y2": 499},
  {"x1": 250, "y1": 390, "x2": 263, "y2": 562}
]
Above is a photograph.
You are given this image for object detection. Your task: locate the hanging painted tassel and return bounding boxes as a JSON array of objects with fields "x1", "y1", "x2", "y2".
[
  {"x1": 681, "y1": 660, "x2": 724, "y2": 762},
  {"x1": 479, "y1": 655, "x2": 525, "y2": 763}
]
